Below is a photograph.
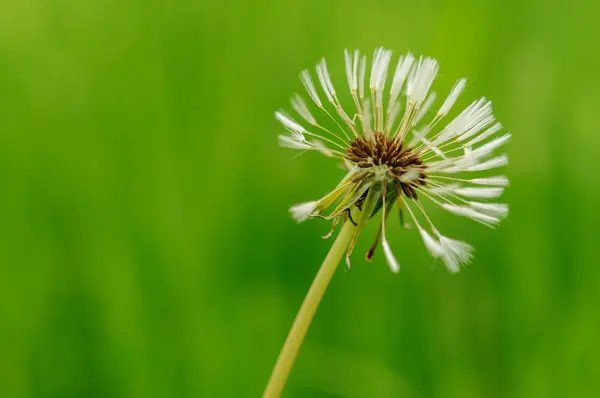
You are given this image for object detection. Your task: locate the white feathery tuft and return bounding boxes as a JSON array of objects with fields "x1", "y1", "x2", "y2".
[
  {"x1": 430, "y1": 152, "x2": 482, "y2": 173},
  {"x1": 443, "y1": 150, "x2": 505, "y2": 174},
  {"x1": 389, "y1": 53, "x2": 415, "y2": 102},
  {"x1": 289, "y1": 201, "x2": 319, "y2": 222},
  {"x1": 441, "y1": 204, "x2": 500, "y2": 226},
  {"x1": 439, "y1": 236, "x2": 474, "y2": 273},
  {"x1": 419, "y1": 228, "x2": 443, "y2": 257},
  {"x1": 438, "y1": 78, "x2": 467, "y2": 116},
  {"x1": 471, "y1": 133, "x2": 511, "y2": 158},
  {"x1": 370, "y1": 48, "x2": 384, "y2": 90},
  {"x1": 275, "y1": 111, "x2": 305, "y2": 136},
  {"x1": 399, "y1": 169, "x2": 422, "y2": 183},
  {"x1": 358, "y1": 55, "x2": 367, "y2": 100},
  {"x1": 467, "y1": 154, "x2": 509, "y2": 172},
  {"x1": 343, "y1": 49, "x2": 361, "y2": 99},
  {"x1": 291, "y1": 94, "x2": 316, "y2": 125},
  {"x1": 382, "y1": 238, "x2": 400, "y2": 273},
  {"x1": 471, "y1": 176, "x2": 510, "y2": 187},
  {"x1": 344, "y1": 49, "x2": 353, "y2": 93},
  {"x1": 320, "y1": 59, "x2": 337, "y2": 97},
  {"x1": 299, "y1": 70, "x2": 322, "y2": 108},
  {"x1": 457, "y1": 99, "x2": 494, "y2": 142},
  {"x1": 469, "y1": 202, "x2": 509, "y2": 218},
  {"x1": 407, "y1": 56, "x2": 439, "y2": 105},
  {"x1": 316, "y1": 60, "x2": 334, "y2": 103},
  {"x1": 412, "y1": 92, "x2": 437, "y2": 126},
  {"x1": 466, "y1": 122, "x2": 502, "y2": 147},
  {"x1": 375, "y1": 50, "x2": 392, "y2": 91},
  {"x1": 432, "y1": 98, "x2": 482, "y2": 145},
  {"x1": 437, "y1": 98, "x2": 493, "y2": 145},
  {"x1": 374, "y1": 50, "x2": 393, "y2": 119},
  {"x1": 453, "y1": 187, "x2": 505, "y2": 199},
  {"x1": 442, "y1": 150, "x2": 480, "y2": 173},
  {"x1": 352, "y1": 49, "x2": 359, "y2": 92},
  {"x1": 278, "y1": 135, "x2": 312, "y2": 150}
]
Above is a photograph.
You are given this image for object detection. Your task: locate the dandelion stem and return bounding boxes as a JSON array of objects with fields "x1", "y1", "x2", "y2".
[{"x1": 263, "y1": 220, "x2": 357, "y2": 397}]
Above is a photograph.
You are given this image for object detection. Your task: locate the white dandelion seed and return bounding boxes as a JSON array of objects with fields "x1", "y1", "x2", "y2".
[
  {"x1": 289, "y1": 201, "x2": 319, "y2": 222},
  {"x1": 389, "y1": 53, "x2": 415, "y2": 104},
  {"x1": 299, "y1": 70, "x2": 322, "y2": 108},
  {"x1": 278, "y1": 134, "x2": 311, "y2": 150},
  {"x1": 418, "y1": 227, "x2": 443, "y2": 258},
  {"x1": 276, "y1": 47, "x2": 509, "y2": 273},
  {"x1": 291, "y1": 94, "x2": 316, "y2": 125},
  {"x1": 439, "y1": 236, "x2": 474, "y2": 274},
  {"x1": 453, "y1": 187, "x2": 505, "y2": 199},
  {"x1": 469, "y1": 202, "x2": 509, "y2": 218},
  {"x1": 438, "y1": 78, "x2": 467, "y2": 116},
  {"x1": 471, "y1": 175, "x2": 510, "y2": 187}
]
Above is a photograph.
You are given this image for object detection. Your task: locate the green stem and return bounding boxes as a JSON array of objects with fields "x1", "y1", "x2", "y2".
[{"x1": 263, "y1": 220, "x2": 357, "y2": 397}]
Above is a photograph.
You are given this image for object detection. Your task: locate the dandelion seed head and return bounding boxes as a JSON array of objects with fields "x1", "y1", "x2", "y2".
[{"x1": 276, "y1": 47, "x2": 510, "y2": 273}]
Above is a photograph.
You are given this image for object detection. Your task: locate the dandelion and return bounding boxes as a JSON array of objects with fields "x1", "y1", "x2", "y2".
[{"x1": 265, "y1": 48, "x2": 509, "y2": 397}]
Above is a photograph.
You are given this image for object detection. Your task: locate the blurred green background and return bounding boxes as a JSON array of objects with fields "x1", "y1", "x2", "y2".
[{"x1": 1, "y1": 0, "x2": 599, "y2": 397}]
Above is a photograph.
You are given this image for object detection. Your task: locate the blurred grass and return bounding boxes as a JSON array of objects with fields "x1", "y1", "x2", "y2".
[{"x1": 0, "y1": 0, "x2": 599, "y2": 397}]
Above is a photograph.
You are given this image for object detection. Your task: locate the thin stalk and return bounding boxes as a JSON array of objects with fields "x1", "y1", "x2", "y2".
[{"x1": 263, "y1": 220, "x2": 357, "y2": 397}]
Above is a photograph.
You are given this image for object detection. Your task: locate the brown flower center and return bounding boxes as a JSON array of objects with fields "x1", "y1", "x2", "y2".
[{"x1": 345, "y1": 133, "x2": 427, "y2": 199}]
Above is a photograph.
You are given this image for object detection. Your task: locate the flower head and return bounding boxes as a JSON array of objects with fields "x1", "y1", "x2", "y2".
[{"x1": 278, "y1": 48, "x2": 510, "y2": 273}]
